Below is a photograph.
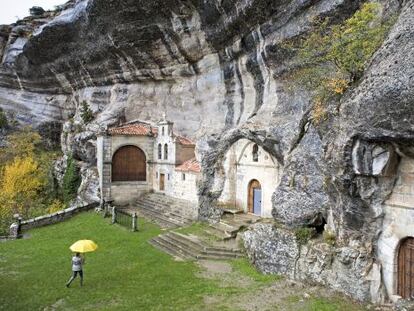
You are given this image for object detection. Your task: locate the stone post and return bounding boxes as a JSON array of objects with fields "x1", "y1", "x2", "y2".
[
  {"x1": 103, "y1": 199, "x2": 114, "y2": 218},
  {"x1": 111, "y1": 206, "x2": 116, "y2": 224},
  {"x1": 9, "y1": 215, "x2": 22, "y2": 238},
  {"x1": 102, "y1": 201, "x2": 109, "y2": 218},
  {"x1": 132, "y1": 213, "x2": 137, "y2": 232}
]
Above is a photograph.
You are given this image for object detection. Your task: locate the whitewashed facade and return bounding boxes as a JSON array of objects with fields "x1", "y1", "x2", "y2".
[{"x1": 218, "y1": 139, "x2": 282, "y2": 217}]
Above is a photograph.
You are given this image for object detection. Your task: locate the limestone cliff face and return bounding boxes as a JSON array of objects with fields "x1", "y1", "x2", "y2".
[{"x1": 0, "y1": 0, "x2": 412, "y2": 303}]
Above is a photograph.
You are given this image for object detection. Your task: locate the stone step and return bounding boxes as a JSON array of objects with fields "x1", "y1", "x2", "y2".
[
  {"x1": 143, "y1": 196, "x2": 192, "y2": 207},
  {"x1": 221, "y1": 208, "x2": 244, "y2": 215},
  {"x1": 149, "y1": 231, "x2": 244, "y2": 261},
  {"x1": 156, "y1": 234, "x2": 198, "y2": 259},
  {"x1": 222, "y1": 213, "x2": 261, "y2": 224},
  {"x1": 209, "y1": 222, "x2": 239, "y2": 237},
  {"x1": 144, "y1": 194, "x2": 196, "y2": 208},
  {"x1": 204, "y1": 245, "x2": 244, "y2": 255},
  {"x1": 167, "y1": 232, "x2": 204, "y2": 252},
  {"x1": 166, "y1": 232, "x2": 244, "y2": 258},
  {"x1": 148, "y1": 238, "x2": 193, "y2": 260},
  {"x1": 135, "y1": 208, "x2": 183, "y2": 229},
  {"x1": 136, "y1": 195, "x2": 196, "y2": 215},
  {"x1": 135, "y1": 200, "x2": 195, "y2": 221},
  {"x1": 135, "y1": 201, "x2": 193, "y2": 224},
  {"x1": 196, "y1": 252, "x2": 244, "y2": 260},
  {"x1": 203, "y1": 227, "x2": 233, "y2": 241}
]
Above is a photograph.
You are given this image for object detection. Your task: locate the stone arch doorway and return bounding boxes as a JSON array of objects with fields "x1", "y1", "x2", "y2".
[
  {"x1": 248, "y1": 179, "x2": 262, "y2": 215},
  {"x1": 397, "y1": 237, "x2": 414, "y2": 299},
  {"x1": 112, "y1": 145, "x2": 146, "y2": 181}
]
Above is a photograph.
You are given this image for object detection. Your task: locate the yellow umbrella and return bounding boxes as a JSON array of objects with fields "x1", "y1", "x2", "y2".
[{"x1": 69, "y1": 240, "x2": 98, "y2": 253}]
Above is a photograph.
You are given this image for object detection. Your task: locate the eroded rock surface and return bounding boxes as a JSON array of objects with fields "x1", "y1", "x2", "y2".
[{"x1": 0, "y1": 0, "x2": 412, "y2": 304}]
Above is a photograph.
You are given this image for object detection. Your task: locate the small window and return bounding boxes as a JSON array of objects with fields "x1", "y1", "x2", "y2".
[
  {"x1": 167, "y1": 174, "x2": 170, "y2": 180},
  {"x1": 158, "y1": 144, "x2": 162, "y2": 160},
  {"x1": 252, "y1": 144, "x2": 259, "y2": 162},
  {"x1": 164, "y1": 143, "x2": 168, "y2": 160},
  {"x1": 182, "y1": 173, "x2": 186, "y2": 181},
  {"x1": 156, "y1": 172, "x2": 158, "y2": 178},
  {"x1": 162, "y1": 127, "x2": 165, "y2": 135}
]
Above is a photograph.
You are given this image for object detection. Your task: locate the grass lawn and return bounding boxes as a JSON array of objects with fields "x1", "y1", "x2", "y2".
[
  {"x1": 0, "y1": 212, "x2": 368, "y2": 311},
  {"x1": 0, "y1": 212, "x2": 223, "y2": 311}
]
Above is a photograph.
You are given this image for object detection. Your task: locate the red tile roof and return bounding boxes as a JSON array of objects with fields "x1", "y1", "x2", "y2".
[
  {"x1": 175, "y1": 158, "x2": 201, "y2": 173},
  {"x1": 175, "y1": 135, "x2": 195, "y2": 146},
  {"x1": 108, "y1": 122, "x2": 194, "y2": 146},
  {"x1": 108, "y1": 123, "x2": 156, "y2": 136}
]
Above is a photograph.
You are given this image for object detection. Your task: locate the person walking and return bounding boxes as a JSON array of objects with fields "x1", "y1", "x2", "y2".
[{"x1": 66, "y1": 252, "x2": 84, "y2": 287}]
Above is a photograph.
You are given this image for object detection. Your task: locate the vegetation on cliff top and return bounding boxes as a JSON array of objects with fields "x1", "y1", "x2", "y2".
[
  {"x1": 287, "y1": 3, "x2": 396, "y2": 124},
  {"x1": 80, "y1": 101, "x2": 94, "y2": 124}
]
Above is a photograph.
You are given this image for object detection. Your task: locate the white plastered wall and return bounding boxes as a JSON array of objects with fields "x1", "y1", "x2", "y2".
[
  {"x1": 377, "y1": 157, "x2": 414, "y2": 298},
  {"x1": 219, "y1": 139, "x2": 282, "y2": 217}
]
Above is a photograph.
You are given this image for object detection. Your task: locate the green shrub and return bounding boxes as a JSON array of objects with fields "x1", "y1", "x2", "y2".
[
  {"x1": 29, "y1": 6, "x2": 45, "y2": 16},
  {"x1": 62, "y1": 155, "x2": 81, "y2": 203},
  {"x1": 295, "y1": 227, "x2": 316, "y2": 245},
  {"x1": 323, "y1": 230, "x2": 336, "y2": 246},
  {"x1": 37, "y1": 121, "x2": 62, "y2": 151},
  {"x1": 80, "y1": 101, "x2": 94, "y2": 124},
  {"x1": 286, "y1": 3, "x2": 396, "y2": 125},
  {"x1": 0, "y1": 108, "x2": 8, "y2": 129},
  {"x1": 46, "y1": 199, "x2": 66, "y2": 214}
]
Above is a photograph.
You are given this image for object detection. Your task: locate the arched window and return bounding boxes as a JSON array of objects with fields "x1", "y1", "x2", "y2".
[
  {"x1": 164, "y1": 143, "x2": 168, "y2": 160},
  {"x1": 112, "y1": 146, "x2": 146, "y2": 181},
  {"x1": 252, "y1": 144, "x2": 259, "y2": 162},
  {"x1": 158, "y1": 143, "x2": 162, "y2": 160},
  {"x1": 162, "y1": 127, "x2": 165, "y2": 135}
]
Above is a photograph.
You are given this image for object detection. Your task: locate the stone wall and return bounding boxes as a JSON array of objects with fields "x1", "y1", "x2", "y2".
[
  {"x1": 111, "y1": 182, "x2": 150, "y2": 205},
  {"x1": 176, "y1": 145, "x2": 196, "y2": 164},
  {"x1": 170, "y1": 171, "x2": 199, "y2": 203},
  {"x1": 9, "y1": 203, "x2": 99, "y2": 238}
]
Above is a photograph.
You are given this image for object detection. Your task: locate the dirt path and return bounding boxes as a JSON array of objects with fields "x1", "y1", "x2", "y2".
[{"x1": 195, "y1": 260, "x2": 374, "y2": 311}]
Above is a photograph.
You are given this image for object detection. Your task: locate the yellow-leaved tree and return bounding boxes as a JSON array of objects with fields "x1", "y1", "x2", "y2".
[
  {"x1": 0, "y1": 128, "x2": 42, "y2": 167},
  {"x1": 0, "y1": 156, "x2": 46, "y2": 219}
]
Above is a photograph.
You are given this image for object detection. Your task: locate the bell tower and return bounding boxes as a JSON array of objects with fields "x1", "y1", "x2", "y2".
[{"x1": 158, "y1": 113, "x2": 173, "y2": 137}]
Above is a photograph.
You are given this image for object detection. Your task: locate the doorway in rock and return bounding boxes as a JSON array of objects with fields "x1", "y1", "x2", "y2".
[
  {"x1": 248, "y1": 179, "x2": 262, "y2": 215},
  {"x1": 398, "y1": 237, "x2": 414, "y2": 299},
  {"x1": 159, "y1": 174, "x2": 165, "y2": 191}
]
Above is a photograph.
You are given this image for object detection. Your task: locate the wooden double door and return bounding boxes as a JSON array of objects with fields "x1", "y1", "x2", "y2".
[
  {"x1": 398, "y1": 237, "x2": 414, "y2": 299},
  {"x1": 112, "y1": 146, "x2": 146, "y2": 182}
]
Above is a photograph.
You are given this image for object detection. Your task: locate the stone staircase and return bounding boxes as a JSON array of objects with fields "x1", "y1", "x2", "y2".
[
  {"x1": 205, "y1": 212, "x2": 262, "y2": 241},
  {"x1": 126, "y1": 193, "x2": 198, "y2": 229},
  {"x1": 149, "y1": 231, "x2": 244, "y2": 260},
  {"x1": 149, "y1": 213, "x2": 261, "y2": 261}
]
